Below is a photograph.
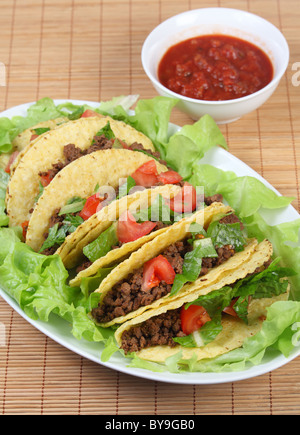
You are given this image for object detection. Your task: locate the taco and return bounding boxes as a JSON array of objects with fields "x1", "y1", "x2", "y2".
[
  {"x1": 60, "y1": 184, "x2": 183, "y2": 274},
  {"x1": 2, "y1": 117, "x2": 69, "y2": 174},
  {"x1": 6, "y1": 115, "x2": 158, "y2": 227},
  {"x1": 9, "y1": 117, "x2": 69, "y2": 172},
  {"x1": 114, "y1": 238, "x2": 291, "y2": 362},
  {"x1": 89, "y1": 202, "x2": 266, "y2": 328},
  {"x1": 66, "y1": 183, "x2": 226, "y2": 285},
  {"x1": 24, "y1": 147, "x2": 175, "y2": 253}
]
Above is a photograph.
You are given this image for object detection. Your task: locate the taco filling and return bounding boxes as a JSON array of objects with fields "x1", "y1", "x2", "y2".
[
  {"x1": 36, "y1": 121, "x2": 167, "y2": 191},
  {"x1": 72, "y1": 191, "x2": 225, "y2": 275},
  {"x1": 119, "y1": 257, "x2": 292, "y2": 354},
  {"x1": 91, "y1": 212, "x2": 246, "y2": 324},
  {"x1": 38, "y1": 172, "x2": 220, "y2": 258}
]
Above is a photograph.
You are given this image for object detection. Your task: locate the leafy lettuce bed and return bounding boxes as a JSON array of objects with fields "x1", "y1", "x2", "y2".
[{"x1": 0, "y1": 96, "x2": 299, "y2": 374}]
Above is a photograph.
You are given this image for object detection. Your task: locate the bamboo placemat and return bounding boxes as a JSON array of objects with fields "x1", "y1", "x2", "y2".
[{"x1": 0, "y1": 0, "x2": 299, "y2": 415}]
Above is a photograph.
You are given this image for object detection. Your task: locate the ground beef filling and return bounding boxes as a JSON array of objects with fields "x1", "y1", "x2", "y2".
[
  {"x1": 38, "y1": 137, "x2": 167, "y2": 182},
  {"x1": 121, "y1": 257, "x2": 271, "y2": 354},
  {"x1": 40, "y1": 209, "x2": 65, "y2": 256},
  {"x1": 38, "y1": 135, "x2": 114, "y2": 181},
  {"x1": 91, "y1": 232, "x2": 237, "y2": 324},
  {"x1": 73, "y1": 195, "x2": 226, "y2": 273},
  {"x1": 121, "y1": 309, "x2": 183, "y2": 354}
]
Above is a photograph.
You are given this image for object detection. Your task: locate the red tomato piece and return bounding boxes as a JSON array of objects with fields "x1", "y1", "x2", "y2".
[
  {"x1": 30, "y1": 134, "x2": 39, "y2": 142},
  {"x1": 131, "y1": 160, "x2": 159, "y2": 188},
  {"x1": 117, "y1": 211, "x2": 157, "y2": 244},
  {"x1": 5, "y1": 151, "x2": 20, "y2": 174},
  {"x1": 81, "y1": 109, "x2": 101, "y2": 118},
  {"x1": 21, "y1": 220, "x2": 29, "y2": 240},
  {"x1": 142, "y1": 255, "x2": 176, "y2": 292},
  {"x1": 168, "y1": 182, "x2": 197, "y2": 213},
  {"x1": 78, "y1": 193, "x2": 104, "y2": 221},
  {"x1": 180, "y1": 305, "x2": 211, "y2": 335},
  {"x1": 40, "y1": 171, "x2": 54, "y2": 187},
  {"x1": 223, "y1": 297, "x2": 239, "y2": 317},
  {"x1": 118, "y1": 139, "x2": 130, "y2": 149},
  {"x1": 157, "y1": 170, "x2": 183, "y2": 185}
]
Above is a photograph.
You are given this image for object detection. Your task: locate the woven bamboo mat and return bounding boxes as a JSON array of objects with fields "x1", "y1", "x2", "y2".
[{"x1": 0, "y1": 0, "x2": 299, "y2": 415}]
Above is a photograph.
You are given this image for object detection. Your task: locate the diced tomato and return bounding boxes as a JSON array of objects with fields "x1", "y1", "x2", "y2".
[
  {"x1": 131, "y1": 160, "x2": 159, "y2": 188},
  {"x1": 223, "y1": 297, "x2": 239, "y2": 317},
  {"x1": 119, "y1": 139, "x2": 130, "y2": 149},
  {"x1": 157, "y1": 170, "x2": 183, "y2": 185},
  {"x1": 40, "y1": 171, "x2": 54, "y2": 187},
  {"x1": 5, "y1": 151, "x2": 20, "y2": 174},
  {"x1": 117, "y1": 211, "x2": 157, "y2": 244},
  {"x1": 21, "y1": 221, "x2": 29, "y2": 240},
  {"x1": 30, "y1": 134, "x2": 39, "y2": 142},
  {"x1": 180, "y1": 305, "x2": 211, "y2": 335},
  {"x1": 78, "y1": 193, "x2": 104, "y2": 221},
  {"x1": 142, "y1": 255, "x2": 176, "y2": 292},
  {"x1": 168, "y1": 182, "x2": 197, "y2": 213},
  {"x1": 81, "y1": 109, "x2": 101, "y2": 118}
]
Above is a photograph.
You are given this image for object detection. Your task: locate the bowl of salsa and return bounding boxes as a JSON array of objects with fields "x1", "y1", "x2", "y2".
[{"x1": 142, "y1": 8, "x2": 289, "y2": 123}]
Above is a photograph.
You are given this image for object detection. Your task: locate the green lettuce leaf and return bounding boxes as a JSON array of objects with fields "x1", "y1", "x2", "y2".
[
  {"x1": 94, "y1": 121, "x2": 115, "y2": 140},
  {"x1": 207, "y1": 221, "x2": 247, "y2": 252},
  {"x1": 83, "y1": 223, "x2": 118, "y2": 263},
  {"x1": 39, "y1": 215, "x2": 84, "y2": 253},
  {"x1": 189, "y1": 164, "x2": 294, "y2": 218},
  {"x1": 0, "y1": 228, "x2": 106, "y2": 342},
  {"x1": 0, "y1": 96, "x2": 139, "y2": 156},
  {"x1": 166, "y1": 115, "x2": 228, "y2": 178},
  {"x1": 110, "y1": 96, "x2": 178, "y2": 157},
  {"x1": 0, "y1": 95, "x2": 299, "y2": 374},
  {"x1": 243, "y1": 212, "x2": 300, "y2": 301},
  {"x1": 130, "y1": 301, "x2": 300, "y2": 374}
]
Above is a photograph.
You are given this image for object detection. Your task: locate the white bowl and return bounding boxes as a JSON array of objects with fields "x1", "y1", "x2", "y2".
[{"x1": 141, "y1": 8, "x2": 289, "y2": 124}]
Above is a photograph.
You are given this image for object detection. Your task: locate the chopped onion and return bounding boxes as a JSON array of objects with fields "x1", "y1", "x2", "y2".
[{"x1": 192, "y1": 330, "x2": 204, "y2": 348}]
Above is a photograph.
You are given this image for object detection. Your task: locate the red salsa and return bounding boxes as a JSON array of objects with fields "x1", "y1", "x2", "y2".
[{"x1": 158, "y1": 34, "x2": 273, "y2": 101}]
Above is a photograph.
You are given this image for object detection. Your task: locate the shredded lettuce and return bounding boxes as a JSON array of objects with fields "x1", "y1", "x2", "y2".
[
  {"x1": 93, "y1": 121, "x2": 116, "y2": 140},
  {"x1": 207, "y1": 221, "x2": 247, "y2": 252},
  {"x1": 174, "y1": 259, "x2": 296, "y2": 348},
  {"x1": 39, "y1": 215, "x2": 84, "y2": 253},
  {"x1": 83, "y1": 223, "x2": 118, "y2": 263},
  {"x1": 117, "y1": 176, "x2": 137, "y2": 199},
  {"x1": 170, "y1": 237, "x2": 218, "y2": 297},
  {"x1": 170, "y1": 218, "x2": 247, "y2": 297}
]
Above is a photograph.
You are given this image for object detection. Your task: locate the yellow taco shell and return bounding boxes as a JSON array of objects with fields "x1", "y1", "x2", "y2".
[
  {"x1": 93, "y1": 202, "x2": 258, "y2": 327},
  {"x1": 115, "y1": 239, "x2": 288, "y2": 363},
  {"x1": 6, "y1": 116, "x2": 155, "y2": 227},
  {"x1": 25, "y1": 149, "x2": 167, "y2": 252},
  {"x1": 11, "y1": 117, "x2": 69, "y2": 173},
  {"x1": 64, "y1": 184, "x2": 183, "y2": 277}
]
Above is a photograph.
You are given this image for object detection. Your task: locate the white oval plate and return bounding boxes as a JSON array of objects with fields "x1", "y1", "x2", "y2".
[{"x1": 1, "y1": 99, "x2": 299, "y2": 385}]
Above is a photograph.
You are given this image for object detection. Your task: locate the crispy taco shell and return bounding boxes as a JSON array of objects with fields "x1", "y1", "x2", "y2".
[
  {"x1": 63, "y1": 184, "x2": 182, "y2": 276},
  {"x1": 115, "y1": 240, "x2": 288, "y2": 363},
  {"x1": 25, "y1": 149, "x2": 167, "y2": 252},
  {"x1": 91, "y1": 202, "x2": 266, "y2": 328},
  {"x1": 11, "y1": 117, "x2": 69, "y2": 173},
  {"x1": 6, "y1": 116, "x2": 155, "y2": 227}
]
